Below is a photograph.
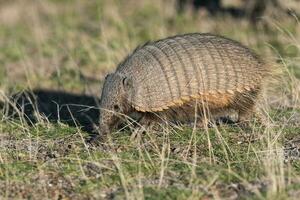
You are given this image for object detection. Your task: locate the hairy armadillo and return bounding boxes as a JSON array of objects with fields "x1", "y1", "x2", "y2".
[{"x1": 97, "y1": 33, "x2": 270, "y2": 137}]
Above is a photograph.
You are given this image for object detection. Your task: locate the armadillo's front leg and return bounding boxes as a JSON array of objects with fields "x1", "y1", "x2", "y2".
[
  {"x1": 130, "y1": 113, "x2": 163, "y2": 140},
  {"x1": 196, "y1": 117, "x2": 211, "y2": 128},
  {"x1": 88, "y1": 127, "x2": 110, "y2": 146}
]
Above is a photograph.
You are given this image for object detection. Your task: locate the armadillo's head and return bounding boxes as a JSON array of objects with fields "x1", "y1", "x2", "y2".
[{"x1": 98, "y1": 73, "x2": 133, "y2": 136}]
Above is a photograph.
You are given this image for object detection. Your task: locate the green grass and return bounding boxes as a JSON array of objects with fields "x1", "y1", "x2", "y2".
[
  {"x1": 0, "y1": 0, "x2": 300, "y2": 199},
  {"x1": 0, "y1": 115, "x2": 299, "y2": 199}
]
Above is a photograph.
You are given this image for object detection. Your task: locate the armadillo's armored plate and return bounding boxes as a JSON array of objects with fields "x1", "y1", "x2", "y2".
[{"x1": 117, "y1": 33, "x2": 269, "y2": 112}]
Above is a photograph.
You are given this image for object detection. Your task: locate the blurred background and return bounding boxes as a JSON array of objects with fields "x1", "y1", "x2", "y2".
[{"x1": 0, "y1": 0, "x2": 299, "y2": 96}]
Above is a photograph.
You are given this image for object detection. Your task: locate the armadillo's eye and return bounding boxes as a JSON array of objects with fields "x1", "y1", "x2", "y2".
[{"x1": 113, "y1": 105, "x2": 120, "y2": 112}]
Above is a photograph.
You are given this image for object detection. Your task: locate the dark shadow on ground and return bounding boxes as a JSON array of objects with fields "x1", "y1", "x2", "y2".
[{"x1": 1, "y1": 89, "x2": 100, "y2": 134}]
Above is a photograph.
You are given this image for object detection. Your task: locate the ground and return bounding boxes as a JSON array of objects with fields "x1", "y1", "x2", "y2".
[{"x1": 0, "y1": 0, "x2": 300, "y2": 199}]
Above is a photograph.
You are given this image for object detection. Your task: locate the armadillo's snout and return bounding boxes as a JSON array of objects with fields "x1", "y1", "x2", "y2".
[
  {"x1": 99, "y1": 110, "x2": 118, "y2": 136},
  {"x1": 99, "y1": 124, "x2": 110, "y2": 136}
]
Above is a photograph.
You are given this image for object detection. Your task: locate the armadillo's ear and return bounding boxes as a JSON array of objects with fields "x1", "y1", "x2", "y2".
[
  {"x1": 104, "y1": 73, "x2": 113, "y2": 80},
  {"x1": 122, "y1": 76, "x2": 133, "y2": 91}
]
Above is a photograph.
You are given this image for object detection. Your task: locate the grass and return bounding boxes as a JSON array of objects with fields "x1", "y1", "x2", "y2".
[{"x1": 0, "y1": 0, "x2": 300, "y2": 199}]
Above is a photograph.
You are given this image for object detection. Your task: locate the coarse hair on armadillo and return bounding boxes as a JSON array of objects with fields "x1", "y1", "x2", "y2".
[{"x1": 115, "y1": 33, "x2": 273, "y2": 113}]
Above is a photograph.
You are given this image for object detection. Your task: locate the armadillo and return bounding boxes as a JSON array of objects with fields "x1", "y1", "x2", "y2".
[{"x1": 97, "y1": 33, "x2": 270, "y2": 137}]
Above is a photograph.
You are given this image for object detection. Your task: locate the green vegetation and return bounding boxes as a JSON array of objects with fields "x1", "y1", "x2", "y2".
[{"x1": 0, "y1": 0, "x2": 300, "y2": 199}]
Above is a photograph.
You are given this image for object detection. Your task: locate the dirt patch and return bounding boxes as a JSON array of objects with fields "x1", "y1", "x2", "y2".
[{"x1": 0, "y1": 172, "x2": 86, "y2": 200}]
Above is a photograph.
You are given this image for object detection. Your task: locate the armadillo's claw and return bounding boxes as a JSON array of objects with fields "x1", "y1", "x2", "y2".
[{"x1": 87, "y1": 131, "x2": 109, "y2": 147}]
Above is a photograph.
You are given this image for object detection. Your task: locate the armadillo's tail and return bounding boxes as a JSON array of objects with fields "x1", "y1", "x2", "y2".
[
  {"x1": 261, "y1": 55, "x2": 283, "y2": 82},
  {"x1": 258, "y1": 55, "x2": 287, "y2": 107}
]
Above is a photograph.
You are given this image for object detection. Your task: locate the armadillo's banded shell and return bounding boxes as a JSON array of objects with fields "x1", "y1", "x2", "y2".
[{"x1": 117, "y1": 33, "x2": 268, "y2": 112}]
